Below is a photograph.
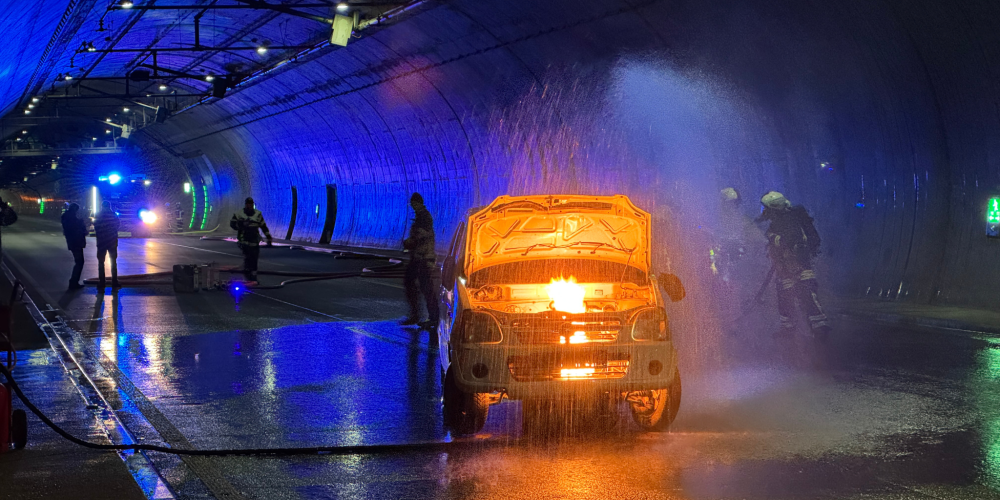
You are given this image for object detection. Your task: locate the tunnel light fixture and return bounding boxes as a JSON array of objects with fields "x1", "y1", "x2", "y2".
[
  {"x1": 336, "y1": 2, "x2": 349, "y2": 11},
  {"x1": 15, "y1": 138, "x2": 21, "y2": 142},
  {"x1": 256, "y1": 45, "x2": 268, "y2": 55},
  {"x1": 205, "y1": 75, "x2": 215, "y2": 82},
  {"x1": 23, "y1": 177, "x2": 28, "y2": 182},
  {"x1": 105, "y1": 118, "x2": 112, "y2": 122},
  {"x1": 123, "y1": 107, "x2": 130, "y2": 112},
  {"x1": 144, "y1": 180, "x2": 151, "y2": 186},
  {"x1": 988, "y1": 197, "x2": 1000, "y2": 238},
  {"x1": 201, "y1": 185, "x2": 209, "y2": 229},
  {"x1": 183, "y1": 182, "x2": 191, "y2": 193},
  {"x1": 105, "y1": 129, "x2": 111, "y2": 134},
  {"x1": 31, "y1": 97, "x2": 39, "y2": 103},
  {"x1": 159, "y1": 84, "x2": 167, "y2": 90},
  {"x1": 64, "y1": 74, "x2": 72, "y2": 81},
  {"x1": 86, "y1": 42, "x2": 97, "y2": 52},
  {"x1": 23, "y1": 110, "x2": 30, "y2": 114},
  {"x1": 27, "y1": 104, "x2": 34, "y2": 109},
  {"x1": 119, "y1": 0, "x2": 133, "y2": 8},
  {"x1": 92, "y1": 186, "x2": 98, "y2": 214},
  {"x1": 21, "y1": 130, "x2": 27, "y2": 134}
]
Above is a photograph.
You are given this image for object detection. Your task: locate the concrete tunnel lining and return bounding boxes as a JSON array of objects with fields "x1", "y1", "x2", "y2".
[{"x1": 6, "y1": 0, "x2": 1000, "y2": 309}]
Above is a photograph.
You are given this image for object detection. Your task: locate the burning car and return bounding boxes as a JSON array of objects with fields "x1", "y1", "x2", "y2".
[{"x1": 437, "y1": 194, "x2": 685, "y2": 434}]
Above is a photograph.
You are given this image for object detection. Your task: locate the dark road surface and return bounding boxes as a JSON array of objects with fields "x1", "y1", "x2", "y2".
[{"x1": 4, "y1": 218, "x2": 1000, "y2": 499}]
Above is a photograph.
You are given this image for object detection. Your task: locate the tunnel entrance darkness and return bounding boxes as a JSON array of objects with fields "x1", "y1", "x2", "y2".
[
  {"x1": 286, "y1": 186, "x2": 298, "y2": 241},
  {"x1": 319, "y1": 185, "x2": 337, "y2": 245}
]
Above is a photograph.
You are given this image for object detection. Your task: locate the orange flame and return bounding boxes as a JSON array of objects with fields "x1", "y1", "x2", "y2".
[{"x1": 546, "y1": 276, "x2": 586, "y2": 314}]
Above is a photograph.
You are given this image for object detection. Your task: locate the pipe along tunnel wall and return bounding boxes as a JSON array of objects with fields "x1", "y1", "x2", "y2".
[{"x1": 17, "y1": 0, "x2": 1000, "y2": 310}]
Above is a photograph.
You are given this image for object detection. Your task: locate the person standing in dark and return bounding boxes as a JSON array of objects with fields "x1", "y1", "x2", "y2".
[
  {"x1": 401, "y1": 192, "x2": 439, "y2": 329},
  {"x1": 0, "y1": 195, "x2": 18, "y2": 255},
  {"x1": 61, "y1": 203, "x2": 88, "y2": 290},
  {"x1": 93, "y1": 201, "x2": 121, "y2": 290},
  {"x1": 758, "y1": 191, "x2": 830, "y2": 342},
  {"x1": 229, "y1": 197, "x2": 272, "y2": 285}
]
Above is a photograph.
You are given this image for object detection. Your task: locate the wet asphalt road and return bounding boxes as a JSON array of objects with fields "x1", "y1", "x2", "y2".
[{"x1": 4, "y1": 217, "x2": 1000, "y2": 499}]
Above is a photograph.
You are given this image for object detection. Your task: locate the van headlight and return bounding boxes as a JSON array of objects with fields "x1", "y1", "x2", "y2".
[
  {"x1": 460, "y1": 311, "x2": 502, "y2": 343},
  {"x1": 631, "y1": 308, "x2": 669, "y2": 341}
]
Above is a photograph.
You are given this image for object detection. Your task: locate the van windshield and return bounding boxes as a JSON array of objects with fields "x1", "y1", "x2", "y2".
[{"x1": 468, "y1": 259, "x2": 649, "y2": 288}]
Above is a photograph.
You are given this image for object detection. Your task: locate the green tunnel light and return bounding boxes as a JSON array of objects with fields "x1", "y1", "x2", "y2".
[
  {"x1": 988, "y1": 197, "x2": 1000, "y2": 238},
  {"x1": 189, "y1": 183, "x2": 197, "y2": 229},
  {"x1": 200, "y1": 185, "x2": 209, "y2": 230}
]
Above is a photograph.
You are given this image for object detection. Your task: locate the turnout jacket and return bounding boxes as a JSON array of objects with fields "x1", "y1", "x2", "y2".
[
  {"x1": 763, "y1": 205, "x2": 820, "y2": 264},
  {"x1": 403, "y1": 203, "x2": 436, "y2": 262},
  {"x1": 93, "y1": 210, "x2": 121, "y2": 248},
  {"x1": 230, "y1": 209, "x2": 271, "y2": 245}
]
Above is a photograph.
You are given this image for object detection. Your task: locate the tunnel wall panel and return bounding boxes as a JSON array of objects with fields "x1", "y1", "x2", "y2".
[{"x1": 134, "y1": 0, "x2": 1000, "y2": 308}]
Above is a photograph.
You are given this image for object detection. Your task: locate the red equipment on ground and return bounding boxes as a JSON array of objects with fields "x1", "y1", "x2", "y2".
[{"x1": 0, "y1": 281, "x2": 27, "y2": 453}]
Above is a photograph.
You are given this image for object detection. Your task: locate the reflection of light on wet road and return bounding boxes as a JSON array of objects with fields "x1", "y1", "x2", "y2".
[{"x1": 975, "y1": 339, "x2": 1000, "y2": 489}]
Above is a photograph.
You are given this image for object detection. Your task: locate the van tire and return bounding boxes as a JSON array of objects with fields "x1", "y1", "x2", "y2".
[
  {"x1": 628, "y1": 368, "x2": 681, "y2": 432},
  {"x1": 443, "y1": 367, "x2": 489, "y2": 435}
]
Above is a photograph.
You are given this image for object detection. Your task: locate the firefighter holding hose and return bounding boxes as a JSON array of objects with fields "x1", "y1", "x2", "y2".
[
  {"x1": 230, "y1": 197, "x2": 272, "y2": 285},
  {"x1": 758, "y1": 191, "x2": 830, "y2": 344}
]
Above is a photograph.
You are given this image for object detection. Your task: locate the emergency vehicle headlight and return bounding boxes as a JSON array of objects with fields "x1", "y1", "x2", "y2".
[
  {"x1": 460, "y1": 311, "x2": 502, "y2": 344},
  {"x1": 631, "y1": 308, "x2": 669, "y2": 341},
  {"x1": 139, "y1": 209, "x2": 157, "y2": 224}
]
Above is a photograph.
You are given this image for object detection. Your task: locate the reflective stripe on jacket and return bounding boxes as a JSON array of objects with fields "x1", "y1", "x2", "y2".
[{"x1": 230, "y1": 209, "x2": 271, "y2": 245}]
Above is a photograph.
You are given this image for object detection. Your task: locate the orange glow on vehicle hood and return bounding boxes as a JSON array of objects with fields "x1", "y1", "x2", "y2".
[{"x1": 465, "y1": 194, "x2": 651, "y2": 277}]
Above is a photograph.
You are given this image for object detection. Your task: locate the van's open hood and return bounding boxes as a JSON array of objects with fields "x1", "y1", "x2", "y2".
[{"x1": 465, "y1": 194, "x2": 651, "y2": 277}]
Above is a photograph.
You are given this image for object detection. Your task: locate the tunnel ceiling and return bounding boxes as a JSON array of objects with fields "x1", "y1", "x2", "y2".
[
  {"x1": 0, "y1": 0, "x2": 414, "y2": 151},
  {"x1": 5, "y1": 0, "x2": 1000, "y2": 309}
]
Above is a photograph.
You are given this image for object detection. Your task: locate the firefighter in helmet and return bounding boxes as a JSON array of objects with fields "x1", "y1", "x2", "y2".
[
  {"x1": 758, "y1": 191, "x2": 830, "y2": 341},
  {"x1": 230, "y1": 197, "x2": 272, "y2": 284}
]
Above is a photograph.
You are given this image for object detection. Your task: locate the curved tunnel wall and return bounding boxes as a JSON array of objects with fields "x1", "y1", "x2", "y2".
[{"x1": 138, "y1": 0, "x2": 1000, "y2": 308}]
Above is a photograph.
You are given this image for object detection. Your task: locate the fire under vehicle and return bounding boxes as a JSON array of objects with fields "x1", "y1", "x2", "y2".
[{"x1": 437, "y1": 194, "x2": 685, "y2": 435}]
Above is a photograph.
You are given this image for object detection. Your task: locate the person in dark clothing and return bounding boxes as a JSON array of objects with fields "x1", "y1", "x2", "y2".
[
  {"x1": 0, "y1": 195, "x2": 18, "y2": 256},
  {"x1": 93, "y1": 201, "x2": 121, "y2": 290},
  {"x1": 61, "y1": 203, "x2": 88, "y2": 290},
  {"x1": 758, "y1": 191, "x2": 830, "y2": 340},
  {"x1": 229, "y1": 197, "x2": 272, "y2": 284},
  {"x1": 401, "y1": 192, "x2": 439, "y2": 329}
]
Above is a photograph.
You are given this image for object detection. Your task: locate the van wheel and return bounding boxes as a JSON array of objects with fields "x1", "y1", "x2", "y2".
[
  {"x1": 443, "y1": 367, "x2": 489, "y2": 435},
  {"x1": 628, "y1": 368, "x2": 681, "y2": 432}
]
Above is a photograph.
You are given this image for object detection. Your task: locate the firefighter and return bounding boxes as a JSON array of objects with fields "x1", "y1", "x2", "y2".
[
  {"x1": 400, "y1": 192, "x2": 439, "y2": 329},
  {"x1": 758, "y1": 191, "x2": 830, "y2": 341},
  {"x1": 230, "y1": 197, "x2": 272, "y2": 284},
  {"x1": 61, "y1": 203, "x2": 88, "y2": 290},
  {"x1": 93, "y1": 201, "x2": 121, "y2": 290}
]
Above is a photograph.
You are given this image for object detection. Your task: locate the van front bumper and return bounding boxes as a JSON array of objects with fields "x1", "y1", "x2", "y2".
[{"x1": 451, "y1": 343, "x2": 678, "y2": 400}]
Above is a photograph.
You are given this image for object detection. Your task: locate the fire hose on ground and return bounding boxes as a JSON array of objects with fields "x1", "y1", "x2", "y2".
[
  {"x1": 81, "y1": 258, "x2": 408, "y2": 289},
  {"x1": 0, "y1": 362, "x2": 493, "y2": 457}
]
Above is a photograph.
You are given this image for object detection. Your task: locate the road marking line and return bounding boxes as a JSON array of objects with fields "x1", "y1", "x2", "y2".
[
  {"x1": 246, "y1": 290, "x2": 346, "y2": 321},
  {"x1": 156, "y1": 241, "x2": 240, "y2": 257}
]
